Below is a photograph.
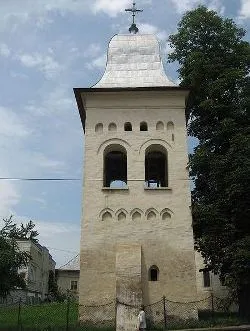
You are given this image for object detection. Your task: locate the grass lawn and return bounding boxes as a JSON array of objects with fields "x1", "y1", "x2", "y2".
[
  {"x1": 0, "y1": 302, "x2": 78, "y2": 330},
  {"x1": 0, "y1": 303, "x2": 244, "y2": 331}
]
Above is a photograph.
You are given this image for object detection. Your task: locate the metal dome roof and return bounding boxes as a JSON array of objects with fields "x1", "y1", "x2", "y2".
[{"x1": 93, "y1": 34, "x2": 175, "y2": 88}]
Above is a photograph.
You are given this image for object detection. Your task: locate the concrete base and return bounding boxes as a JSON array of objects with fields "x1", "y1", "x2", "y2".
[{"x1": 116, "y1": 244, "x2": 142, "y2": 331}]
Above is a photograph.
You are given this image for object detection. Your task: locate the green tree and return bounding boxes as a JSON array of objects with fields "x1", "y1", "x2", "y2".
[
  {"x1": 48, "y1": 270, "x2": 67, "y2": 302},
  {"x1": 168, "y1": 6, "x2": 250, "y2": 319},
  {"x1": 0, "y1": 216, "x2": 39, "y2": 298}
]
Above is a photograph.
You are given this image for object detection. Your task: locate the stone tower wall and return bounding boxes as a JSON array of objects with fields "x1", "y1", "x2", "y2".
[{"x1": 79, "y1": 89, "x2": 197, "y2": 311}]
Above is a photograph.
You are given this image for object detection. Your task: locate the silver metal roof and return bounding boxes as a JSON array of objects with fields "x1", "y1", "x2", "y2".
[
  {"x1": 93, "y1": 34, "x2": 175, "y2": 88},
  {"x1": 60, "y1": 254, "x2": 80, "y2": 270}
]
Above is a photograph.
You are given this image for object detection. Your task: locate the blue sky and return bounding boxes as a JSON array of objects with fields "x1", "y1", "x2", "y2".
[{"x1": 0, "y1": 0, "x2": 249, "y2": 267}]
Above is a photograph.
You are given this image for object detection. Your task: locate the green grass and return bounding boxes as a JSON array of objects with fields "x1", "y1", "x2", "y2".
[
  {"x1": 0, "y1": 303, "x2": 245, "y2": 331},
  {"x1": 0, "y1": 302, "x2": 78, "y2": 330}
]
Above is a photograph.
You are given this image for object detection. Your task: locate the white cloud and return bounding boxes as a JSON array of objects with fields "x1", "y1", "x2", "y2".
[
  {"x1": 0, "y1": 43, "x2": 11, "y2": 57},
  {"x1": 25, "y1": 85, "x2": 74, "y2": 117},
  {"x1": 140, "y1": 23, "x2": 168, "y2": 40},
  {"x1": 30, "y1": 153, "x2": 65, "y2": 170},
  {"x1": 0, "y1": 179, "x2": 20, "y2": 218},
  {"x1": 169, "y1": 0, "x2": 225, "y2": 16},
  {"x1": 92, "y1": 0, "x2": 132, "y2": 17},
  {"x1": 169, "y1": 0, "x2": 202, "y2": 14},
  {"x1": 17, "y1": 52, "x2": 61, "y2": 79},
  {"x1": 238, "y1": 0, "x2": 250, "y2": 20},
  {"x1": 86, "y1": 53, "x2": 107, "y2": 70},
  {"x1": 92, "y1": 0, "x2": 152, "y2": 17},
  {"x1": 83, "y1": 43, "x2": 102, "y2": 58},
  {"x1": 207, "y1": 0, "x2": 225, "y2": 15},
  {"x1": 10, "y1": 71, "x2": 29, "y2": 79},
  {"x1": 1, "y1": 1, "x2": 89, "y2": 31},
  {"x1": 0, "y1": 106, "x2": 31, "y2": 137}
]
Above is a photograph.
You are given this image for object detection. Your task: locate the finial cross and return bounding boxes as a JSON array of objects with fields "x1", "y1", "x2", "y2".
[{"x1": 125, "y1": 2, "x2": 143, "y2": 34}]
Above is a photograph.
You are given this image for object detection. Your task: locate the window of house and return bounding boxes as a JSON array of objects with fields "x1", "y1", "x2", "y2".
[
  {"x1": 203, "y1": 270, "x2": 211, "y2": 288},
  {"x1": 124, "y1": 122, "x2": 132, "y2": 131},
  {"x1": 145, "y1": 145, "x2": 168, "y2": 188},
  {"x1": 71, "y1": 280, "x2": 78, "y2": 291},
  {"x1": 149, "y1": 266, "x2": 159, "y2": 281},
  {"x1": 140, "y1": 122, "x2": 148, "y2": 131},
  {"x1": 30, "y1": 266, "x2": 36, "y2": 281},
  {"x1": 104, "y1": 145, "x2": 127, "y2": 188}
]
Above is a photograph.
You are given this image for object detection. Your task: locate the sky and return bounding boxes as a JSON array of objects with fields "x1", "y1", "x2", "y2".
[{"x1": 0, "y1": 0, "x2": 250, "y2": 267}]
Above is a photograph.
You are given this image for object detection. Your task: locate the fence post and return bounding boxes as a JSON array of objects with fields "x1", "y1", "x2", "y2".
[
  {"x1": 17, "y1": 297, "x2": 21, "y2": 329},
  {"x1": 211, "y1": 293, "x2": 215, "y2": 326},
  {"x1": 66, "y1": 295, "x2": 70, "y2": 331},
  {"x1": 163, "y1": 296, "x2": 167, "y2": 329}
]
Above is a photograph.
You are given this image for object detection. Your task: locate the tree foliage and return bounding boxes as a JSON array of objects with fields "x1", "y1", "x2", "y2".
[
  {"x1": 168, "y1": 6, "x2": 250, "y2": 317},
  {"x1": 0, "y1": 216, "x2": 39, "y2": 298},
  {"x1": 1, "y1": 216, "x2": 38, "y2": 242}
]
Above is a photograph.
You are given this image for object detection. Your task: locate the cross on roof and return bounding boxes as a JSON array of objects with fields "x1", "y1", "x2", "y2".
[{"x1": 125, "y1": 2, "x2": 143, "y2": 34}]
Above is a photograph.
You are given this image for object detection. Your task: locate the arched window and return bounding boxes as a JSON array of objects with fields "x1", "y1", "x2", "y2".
[
  {"x1": 162, "y1": 212, "x2": 171, "y2": 220},
  {"x1": 131, "y1": 209, "x2": 143, "y2": 221},
  {"x1": 149, "y1": 265, "x2": 159, "y2": 281},
  {"x1": 156, "y1": 121, "x2": 164, "y2": 131},
  {"x1": 167, "y1": 121, "x2": 174, "y2": 131},
  {"x1": 104, "y1": 145, "x2": 127, "y2": 188},
  {"x1": 147, "y1": 211, "x2": 156, "y2": 221},
  {"x1": 124, "y1": 122, "x2": 132, "y2": 131},
  {"x1": 118, "y1": 212, "x2": 126, "y2": 221},
  {"x1": 95, "y1": 123, "x2": 103, "y2": 133},
  {"x1": 140, "y1": 122, "x2": 148, "y2": 131},
  {"x1": 145, "y1": 145, "x2": 168, "y2": 188},
  {"x1": 102, "y1": 211, "x2": 112, "y2": 221},
  {"x1": 108, "y1": 123, "x2": 117, "y2": 132}
]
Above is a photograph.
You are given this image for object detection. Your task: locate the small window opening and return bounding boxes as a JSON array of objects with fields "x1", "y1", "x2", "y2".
[
  {"x1": 108, "y1": 123, "x2": 117, "y2": 132},
  {"x1": 140, "y1": 122, "x2": 148, "y2": 131},
  {"x1": 102, "y1": 211, "x2": 112, "y2": 221},
  {"x1": 95, "y1": 123, "x2": 103, "y2": 133},
  {"x1": 162, "y1": 212, "x2": 171, "y2": 220},
  {"x1": 118, "y1": 212, "x2": 126, "y2": 221},
  {"x1": 132, "y1": 211, "x2": 141, "y2": 221},
  {"x1": 149, "y1": 266, "x2": 159, "y2": 281},
  {"x1": 156, "y1": 121, "x2": 164, "y2": 131},
  {"x1": 124, "y1": 122, "x2": 132, "y2": 131},
  {"x1": 70, "y1": 280, "x2": 78, "y2": 291},
  {"x1": 203, "y1": 270, "x2": 211, "y2": 288},
  {"x1": 167, "y1": 121, "x2": 174, "y2": 131},
  {"x1": 147, "y1": 211, "x2": 156, "y2": 221},
  {"x1": 104, "y1": 145, "x2": 127, "y2": 188},
  {"x1": 145, "y1": 145, "x2": 168, "y2": 188}
]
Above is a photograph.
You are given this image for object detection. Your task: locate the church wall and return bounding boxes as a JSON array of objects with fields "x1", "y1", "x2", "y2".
[{"x1": 79, "y1": 90, "x2": 197, "y2": 312}]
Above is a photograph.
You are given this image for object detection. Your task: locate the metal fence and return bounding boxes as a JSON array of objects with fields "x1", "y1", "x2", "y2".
[{"x1": 0, "y1": 295, "x2": 239, "y2": 331}]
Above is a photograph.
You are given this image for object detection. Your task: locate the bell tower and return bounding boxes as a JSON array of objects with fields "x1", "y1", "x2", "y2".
[{"x1": 74, "y1": 10, "x2": 197, "y2": 329}]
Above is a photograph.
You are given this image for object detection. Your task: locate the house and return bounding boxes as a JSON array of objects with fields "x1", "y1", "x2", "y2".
[
  {"x1": 55, "y1": 255, "x2": 80, "y2": 300},
  {"x1": 2, "y1": 239, "x2": 56, "y2": 304}
]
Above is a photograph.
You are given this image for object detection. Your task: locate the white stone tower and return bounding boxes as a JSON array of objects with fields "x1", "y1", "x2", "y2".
[{"x1": 74, "y1": 29, "x2": 197, "y2": 328}]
